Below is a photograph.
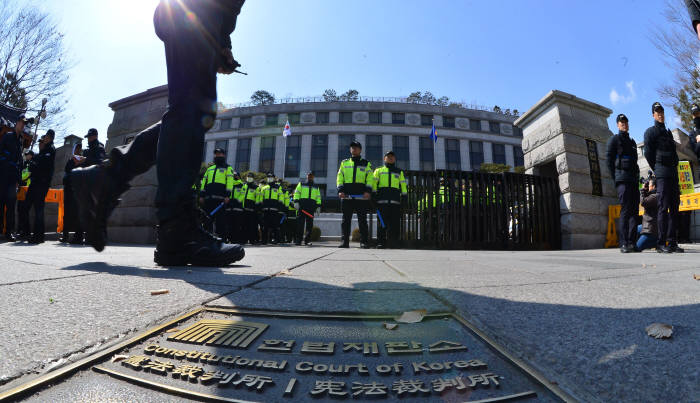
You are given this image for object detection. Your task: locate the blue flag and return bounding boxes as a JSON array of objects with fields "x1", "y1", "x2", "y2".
[{"x1": 430, "y1": 122, "x2": 438, "y2": 143}]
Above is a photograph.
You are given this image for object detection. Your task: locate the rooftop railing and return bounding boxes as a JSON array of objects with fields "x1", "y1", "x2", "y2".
[{"x1": 221, "y1": 96, "x2": 520, "y2": 118}]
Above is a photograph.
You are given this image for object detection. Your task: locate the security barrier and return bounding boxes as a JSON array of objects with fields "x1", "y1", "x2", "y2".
[{"x1": 392, "y1": 170, "x2": 561, "y2": 250}]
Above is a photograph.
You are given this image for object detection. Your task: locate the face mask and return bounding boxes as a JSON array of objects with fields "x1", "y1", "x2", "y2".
[
  {"x1": 246, "y1": 177, "x2": 254, "y2": 183},
  {"x1": 385, "y1": 162, "x2": 395, "y2": 167},
  {"x1": 214, "y1": 156, "x2": 226, "y2": 166}
]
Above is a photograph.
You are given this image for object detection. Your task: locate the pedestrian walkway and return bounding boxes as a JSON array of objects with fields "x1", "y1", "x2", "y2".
[{"x1": 0, "y1": 242, "x2": 697, "y2": 402}]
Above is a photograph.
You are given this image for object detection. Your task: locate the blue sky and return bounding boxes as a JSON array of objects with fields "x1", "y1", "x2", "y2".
[{"x1": 41, "y1": 0, "x2": 683, "y2": 144}]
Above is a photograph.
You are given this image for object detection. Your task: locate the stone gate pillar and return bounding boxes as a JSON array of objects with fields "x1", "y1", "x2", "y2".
[{"x1": 514, "y1": 90, "x2": 617, "y2": 249}]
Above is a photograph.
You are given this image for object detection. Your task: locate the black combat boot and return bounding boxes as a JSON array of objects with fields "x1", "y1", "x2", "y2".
[
  {"x1": 70, "y1": 164, "x2": 129, "y2": 252},
  {"x1": 154, "y1": 213, "x2": 245, "y2": 267}
]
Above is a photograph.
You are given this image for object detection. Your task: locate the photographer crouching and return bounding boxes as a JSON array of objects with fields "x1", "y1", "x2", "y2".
[{"x1": 636, "y1": 175, "x2": 658, "y2": 252}]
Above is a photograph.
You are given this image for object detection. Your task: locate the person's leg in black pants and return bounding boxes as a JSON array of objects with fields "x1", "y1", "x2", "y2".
[
  {"x1": 0, "y1": 179, "x2": 15, "y2": 238},
  {"x1": 656, "y1": 177, "x2": 680, "y2": 250},
  {"x1": 356, "y1": 200, "x2": 369, "y2": 245},
  {"x1": 31, "y1": 186, "x2": 48, "y2": 243},
  {"x1": 377, "y1": 204, "x2": 388, "y2": 247},
  {"x1": 386, "y1": 204, "x2": 401, "y2": 248},
  {"x1": 617, "y1": 183, "x2": 639, "y2": 249},
  {"x1": 18, "y1": 186, "x2": 33, "y2": 238},
  {"x1": 303, "y1": 215, "x2": 314, "y2": 244},
  {"x1": 340, "y1": 199, "x2": 353, "y2": 245}
]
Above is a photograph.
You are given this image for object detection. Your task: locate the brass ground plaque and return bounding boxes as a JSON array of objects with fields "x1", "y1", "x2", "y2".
[{"x1": 2, "y1": 308, "x2": 574, "y2": 402}]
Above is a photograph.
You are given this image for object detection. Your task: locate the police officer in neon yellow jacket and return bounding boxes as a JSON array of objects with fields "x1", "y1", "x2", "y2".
[
  {"x1": 199, "y1": 148, "x2": 234, "y2": 237},
  {"x1": 294, "y1": 171, "x2": 322, "y2": 245},
  {"x1": 336, "y1": 141, "x2": 373, "y2": 248},
  {"x1": 259, "y1": 172, "x2": 284, "y2": 244},
  {"x1": 372, "y1": 151, "x2": 407, "y2": 248}
]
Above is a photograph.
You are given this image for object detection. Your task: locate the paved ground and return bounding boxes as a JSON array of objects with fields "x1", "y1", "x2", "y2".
[{"x1": 0, "y1": 241, "x2": 698, "y2": 402}]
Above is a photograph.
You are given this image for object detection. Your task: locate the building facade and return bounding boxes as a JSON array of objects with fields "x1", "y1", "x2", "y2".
[{"x1": 201, "y1": 98, "x2": 523, "y2": 198}]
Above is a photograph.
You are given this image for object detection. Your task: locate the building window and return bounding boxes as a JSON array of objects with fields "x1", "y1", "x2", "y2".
[
  {"x1": 421, "y1": 114, "x2": 433, "y2": 126},
  {"x1": 259, "y1": 136, "x2": 276, "y2": 174},
  {"x1": 287, "y1": 113, "x2": 300, "y2": 125},
  {"x1": 221, "y1": 119, "x2": 232, "y2": 130},
  {"x1": 369, "y1": 112, "x2": 382, "y2": 124},
  {"x1": 392, "y1": 136, "x2": 410, "y2": 170},
  {"x1": 337, "y1": 134, "x2": 355, "y2": 168},
  {"x1": 493, "y1": 143, "x2": 506, "y2": 165},
  {"x1": 215, "y1": 140, "x2": 228, "y2": 154},
  {"x1": 514, "y1": 146, "x2": 524, "y2": 167},
  {"x1": 365, "y1": 135, "x2": 383, "y2": 169},
  {"x1": 392, "y1": 113, "x2": 405, "y2": 124},
  {"x1": 339, "y1": 112, "x2": 353, "y2": 124},
  {"x1": 316, "y1": 112, "x2": 329, "y2": 124},
  {"x1": 311, "y1": 135, "x2": 328, "y2": 177},
  {"x1": 419, "y1": 137, "x2": 434, "y2": 171},
  {"x1": 443, "y1": 116, "x2": 455, "y2": 128},
  {"x1": 490, "y1": 121, "x2": 500, "y2": 134},
  {"x1": 285, "y1": 136, "x2": 301, "y2": 178},
  {"x1": 470, "y1": 141, "x2": 484, "y2": 170},
  {"x1": 446, "y1": 139, "x2": 461, "y2": 171},
  {"x1": 469, "y1": 119, "x2": 481, "y2": 131},
  {"x1": 240, "y1": 116, "x2": 252, "y2": 129},
  {"x1": 265, "y1": 114, "x2": 278, "y2": 127},
  {"x1": 235, "y1": 138, "x2": 251, "y2": 172},
  {"x1": 513, "y1": 126, "x2": 523, "y2": 137}
]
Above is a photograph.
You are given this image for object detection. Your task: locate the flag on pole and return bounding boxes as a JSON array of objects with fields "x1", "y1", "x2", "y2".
[
  {"x1": 283, "y1": 120, "x2": 292, "y2": 137},
  {"x1": 430, "y1": 122, "x2": 438, "y2": 143}
]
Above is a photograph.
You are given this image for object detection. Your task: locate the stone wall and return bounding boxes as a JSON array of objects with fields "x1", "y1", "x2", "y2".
[{"x1": 515, "y1": 90, "x2": 616, "y2": 249}]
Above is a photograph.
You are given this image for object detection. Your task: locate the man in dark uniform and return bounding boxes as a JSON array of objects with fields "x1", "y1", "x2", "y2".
[
  {"x1": 336, "y1": 141, "x2": 373, "y2": 248},
  {"x1": 605, "y1": 114, "x2": 640, "y2": 253},
  {"x1": 0, "y1": 114, "x2": 29, "y2": 241},
  {"x1": 19, "y1": 130, "x2": 56, "y2": 243},
  {"x1": 83, "y1": 128, "x2": 105, "y2": 167},
  {"x1": 70, "y1": 0, "x2": 246, "y2": 266},
  {"x1": 644, "y1": 102, "x2": 683, "y2": 253}
]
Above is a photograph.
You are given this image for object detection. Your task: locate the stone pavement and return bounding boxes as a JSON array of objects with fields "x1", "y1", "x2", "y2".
[{"x1": 0, "y1": 241, "x2": 698, "y2": 402}]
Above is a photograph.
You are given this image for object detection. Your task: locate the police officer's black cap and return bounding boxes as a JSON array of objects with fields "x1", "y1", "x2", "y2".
[
  {"x1": 350, "y1": 141, "x2": 362, "y2": 149},
  {"x1": 85, "y1": 128, "x2": 98, "y2": 138},
  {"x1": 692, "y1": 104, "x2": 700, "y2": 114},
  {"x1": 214, "y1": 147, "x2": 226, "y2": 154},
  {"x1": 384, "y1": 150, "x2": 395, "y2": 157},
  {"x1": 46, "y1": 129, "x2": 55, "y2": 139},
  {"x1": 16, "y1": 113, "x2": 29, "y2": 123},
  {"x1": 616, "y1": 114, "x2": 628, "y2": 123},
  {"x1": 652, "y1": 102, "x2": 664, "y2": 113}
]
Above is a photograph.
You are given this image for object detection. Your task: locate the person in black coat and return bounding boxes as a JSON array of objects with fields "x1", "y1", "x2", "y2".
[
  {"x1": 643, "y1": 102, "x2": 683, "y2": 253},
  {"x1": 0, "y1": 114, "x2": 29, "y2": 241},
  {"x1": 18, "y1": 130, "x2": 56, "y2": 243},
  {"x1": 69, "y1": 0, "x2": 246, "y2": 267},
  {"x1": 83, "y1": 128, "x2": 105, "y2": 167},
  {"x1": 60, "y1": 142, "x2": 85, "y2": 244},
  {"x1": 605, "y1": 113, "x2": 640, "y2": 253}
]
